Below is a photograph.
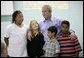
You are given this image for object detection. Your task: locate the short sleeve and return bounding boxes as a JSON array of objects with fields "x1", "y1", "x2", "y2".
[{"x1": 4, "y1": 26, "x2": 10, "y2": 38}]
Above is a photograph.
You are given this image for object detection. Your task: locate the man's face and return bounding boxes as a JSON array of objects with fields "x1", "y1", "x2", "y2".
[
  {"x1": 15, "y1": 13, "x2": 24, "y2": 25},
  {"x1": 42, "y1": 7, "x2": 51, "y2": 20}
]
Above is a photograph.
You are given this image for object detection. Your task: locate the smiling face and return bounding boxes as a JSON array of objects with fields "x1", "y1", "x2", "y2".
[
  {"x1": 42, "y1": 5, "x2": 52, "y2": 20},
  {"x1": 61, "y1": 20, "x2": 70, "y2": 34},
  {"x1": 30, "y1": 20, "x2": 39, "y2": 30},
  {"x1": 61, "y1": 24, "x2": 69, "y2": 33},
  {"x1": 30, "y1": 20, "x2": 40, "y2": 37},
  {"x1": 15, "y1": 13, "x2": 24, "y2": 25}
]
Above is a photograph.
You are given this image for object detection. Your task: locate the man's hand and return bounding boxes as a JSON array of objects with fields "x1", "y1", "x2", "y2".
[{"x1": 70, "y1": 31, "x2": 77, "y2": 40}]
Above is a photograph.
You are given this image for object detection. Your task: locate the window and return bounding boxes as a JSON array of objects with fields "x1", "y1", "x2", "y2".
[
  {"x1": 23, "y1": 1, "x2": 69, "y2": 10},
  {"x1": 1, "y1": 1, "x2": 13, "y2": 15}
]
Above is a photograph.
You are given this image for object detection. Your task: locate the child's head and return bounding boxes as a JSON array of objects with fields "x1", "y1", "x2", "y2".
[
  {"x1": 48, "y1": 26, "x2": 57, "y2": 39},
  {"x1": 30, "y1": 20, "x2": 40, "y2": 37},
  {"x1": 61, "y1": 20, "x2": 70, "y2": 33},
  {"x1": 12, "y1": 10, "x2": 23, "y2": 24},
  {"x1": 30, "y1": 20, "x2": 39, "y2": 30}
]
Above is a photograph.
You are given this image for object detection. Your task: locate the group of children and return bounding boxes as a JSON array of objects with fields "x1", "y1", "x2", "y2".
[
  {"x1": 42, "y1": 20, "x2": 82, "y2": 57},
  {"x1": 26, "y1": 20, "x2": 82, "y2": 57}
]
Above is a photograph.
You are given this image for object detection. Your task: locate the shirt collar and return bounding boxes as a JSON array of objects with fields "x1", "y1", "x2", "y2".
[
  {"x1": 13, "y1": 23, "x2": 24, "y2": 28},
  {"x1": 48, "y1": 36, "x2": 56, "y2": 43},
  {"x1": 58, "y1": 30, "x2": 71, "y2": 36},
  {"x1": 43, "y1": 18, "x2": 53, "y2": 22}
]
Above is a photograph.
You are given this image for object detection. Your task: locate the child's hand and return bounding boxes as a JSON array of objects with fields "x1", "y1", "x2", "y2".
[
  {"x1": 1, "y1": 41, "x2": 8, "y2": 57},
  {"x1": 27, "y1": 31, "x2": 32, "y2": 41}
]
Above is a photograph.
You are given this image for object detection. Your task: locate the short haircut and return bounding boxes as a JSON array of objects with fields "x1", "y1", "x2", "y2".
[
  {"x1": 61, "y1": 20, "x2": 70, "y2": 27},
  {"x1": 48, "y1": 26, "x2": 57, "y2": 35},
  {"x1": 42, "y1": 5, "x2": 52, "y2": 12}
]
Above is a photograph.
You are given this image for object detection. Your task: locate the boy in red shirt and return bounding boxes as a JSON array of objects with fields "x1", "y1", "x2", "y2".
[{"x1": 57, "y1": 20, "x2": 82, "y2": 57}]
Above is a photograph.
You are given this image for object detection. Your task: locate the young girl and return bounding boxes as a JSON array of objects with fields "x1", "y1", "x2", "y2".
[{"x1": 26, "y1": 20, "x2": 45, "y2": 57}]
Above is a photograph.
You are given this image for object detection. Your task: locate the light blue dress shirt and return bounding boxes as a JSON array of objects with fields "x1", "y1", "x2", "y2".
[{"x1": 39, "y1": 17, "x2": 63, "y2": 42}]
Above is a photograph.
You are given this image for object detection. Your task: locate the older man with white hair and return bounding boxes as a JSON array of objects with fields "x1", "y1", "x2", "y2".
[
  {"x1": 39, "y1": 5, "x2": 77, "y2": 42},
  {"x1": 39, "y1": 5, "x2": 63, "y2": 42}
]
